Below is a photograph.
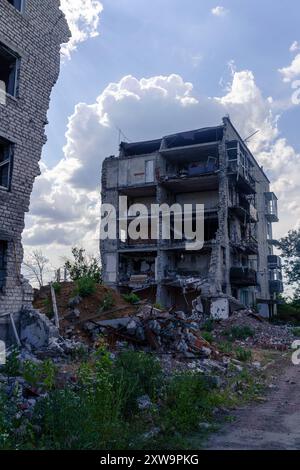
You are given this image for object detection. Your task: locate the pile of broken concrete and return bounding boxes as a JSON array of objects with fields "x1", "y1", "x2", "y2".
[
  {"x1": 84, "y1": 304, "x2": 220, "y2": 359},
  {"x1": 214, "y1": 310, "x2": 294, "y2": 350}
]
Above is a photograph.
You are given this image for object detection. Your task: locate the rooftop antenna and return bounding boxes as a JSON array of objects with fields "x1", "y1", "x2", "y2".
[
  {"x1": 117, "y1": 127, "x2": 131, "y2": 145},
  {"x1": 244, "y1": 129, "x2": 260, "y2": 143}
]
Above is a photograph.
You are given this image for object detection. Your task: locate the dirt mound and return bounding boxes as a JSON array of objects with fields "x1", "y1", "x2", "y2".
[{"x1": 33, "y1": 282, "x2": 138, "y2": 340}]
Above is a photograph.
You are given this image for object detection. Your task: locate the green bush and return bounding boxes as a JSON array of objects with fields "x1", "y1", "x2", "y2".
[
  {"x1": 123, "y1": 292, "x2": 141, "y2": 305},
  {"x1": 100, "y1": 292, "x2": 115, "y2": 311},
  {"x1": 277, "y1": 300, "x2": 300, "y2": 324},
  {"x1": 114, "y1": 351, "x2": 162, "y2": 413},
  {"x1": 22, "y1": 359, "x2": 57, "y2": 391},
  {"x1": 225, "y1": 326, "x2": 254, "y2": 341},
  {"x1": 202, "y1": 319, "x2": 214, "y2": 332},
  {"x1": 74, "y1": 276, "x2": 97, "y2": 298},
  {"x1": 65, "y1": 247, "x2": 102, "y2": 283},
  {"x1": 2, "y1": 348, "x2": 21, "y2": 377},
  {"x1": 235, "y1": 347, "x2": 252, "y2": 362},
  {"x1": 292, "y1": 327, "x2": 300, "y2": 337},
  {"x1": 201, "y1": 331, "x2": 213, "y2": 344},
  {"x1": 217, "y1": 341, "x2": 233, "y2": 354},
  {"x1": 52, "y1": 282, "x2": 62, "y2": 295},
  {"x1": 161, "y1": 372, "x2": 217, "y2": 433}
]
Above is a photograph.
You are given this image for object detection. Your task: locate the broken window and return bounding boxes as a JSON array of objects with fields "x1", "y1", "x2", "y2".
[
  {"x1": 0, "y1": 137, "x2": 13, "y2": 190},
  {"x1": 0, "y1": 43, "x2": 20, "y2": 97},
  {"x1": 0, "y1": 241, "x2": 8, "y2": 291},
  {"x1": 7, "y1": 0, "x2": 23, "y2": 12}
]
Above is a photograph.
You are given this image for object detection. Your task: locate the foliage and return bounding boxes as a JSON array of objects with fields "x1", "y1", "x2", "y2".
[
  {"x1": 161, "y1": 372, "x2": 218, "y2": 433},
  {"x1": 153, "y1": 303, "x2": 165, "y2": 311},
  {"x1": 2, "y1": 348, "x2": 21, "y2": 376},
  {"x1": 42, "y1": 297, "x2": 53, "y2": 319},
  {"x1": 235, "y1": 346, "x2": 252, "y2": 362},
  {"x1": 22, "y1": 360, "x2": 57, "y2": 391},
  {"x1": 100, "y1": 292, "x2": 115, "y2": 311},
  {"x1": 292, "y1": 327, "x2": 300, "y2": 337},
  {"x1": 74, "y1": 276, "x2": 97, "y2": 298},
  {"x1": 225, "y1": 325, "x2": 254, "y2": 341},
  {"x1": 202, "y1": 318, "x2": 214, "y2": 332},
  {"x1": 123, "y1": 292, "x2": 141, "y2": 304},
  {"x1": 277, "y1": 297, "x2": 300, "y2": 324},
  {"x1": 275, "y1": 229, "x2": 300, "y2": 289},
  {"x1": 217, "y1": 341, "x2": 233, "y2": 354},
  {"x1": 64, "y1": 247, "x2": 102, "y2": 283},
  {"x1": 52, "y1": 282, "x2": 61, "y2": 295},
  {"x1": 201, "y1": 331, "x2": 213, "y2": 344}
]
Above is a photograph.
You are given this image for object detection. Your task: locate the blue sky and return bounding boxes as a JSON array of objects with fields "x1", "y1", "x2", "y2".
[
  {"x1": 45, "y1": 0, "x2": 300, "y2": 166},
  {"x1": 24, "y1": 0, "x2": 300, "y2": 267}
]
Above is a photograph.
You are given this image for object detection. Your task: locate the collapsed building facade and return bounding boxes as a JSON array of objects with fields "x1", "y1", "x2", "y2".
[
  {"x1": 101, "y1": 118, "x2": 283, "y2": 319},
  {"x1": 0, "y1": 0, "x2": 70, "y2": 341}
]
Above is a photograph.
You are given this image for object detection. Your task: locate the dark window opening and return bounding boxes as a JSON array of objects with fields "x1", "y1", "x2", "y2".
[
  {"x1": 0, "y1": 43, "x2": 20, "y2": 97},
  {"x1": 0, "y1": 241, "x2": 8, "y2": 291},
  {"x1": 7, "y1": 0, "x2": 23, "y2": 12},
  {"x1": 0, "y1": 137, "x2": 13, "y2": 190}
]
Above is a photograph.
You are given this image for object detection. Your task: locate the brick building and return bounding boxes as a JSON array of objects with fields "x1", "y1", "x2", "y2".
[{"x1": 0, "y1": 0, "x2": 70, "y2": 341}]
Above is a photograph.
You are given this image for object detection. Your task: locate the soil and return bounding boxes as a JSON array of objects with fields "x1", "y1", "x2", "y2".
[
  {"x1": 33, "y1": 282, "x2": 138, "y2": 338},
  {"x1": 204, "y1": 355, "x2": 300, "y2": 450}
]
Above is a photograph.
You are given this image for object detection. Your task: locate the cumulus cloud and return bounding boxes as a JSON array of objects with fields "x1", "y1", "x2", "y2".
[
  {"x1": 60, "y1": 0, "x2": 103, "y2": 59},
  {"x1": 211, "y1": 6, "x2": 228, "y2": 16},
  {"x1": 24, "y1": 69, "x2": 298, "y2": 266},
  {"x1": 290, "y1": 40, "x2": 300, "y2": 52},
  {"x1": 279, "y1": 54, "x2": 300, "y2": 82}
]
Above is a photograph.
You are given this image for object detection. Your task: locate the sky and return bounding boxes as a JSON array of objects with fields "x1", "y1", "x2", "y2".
[{"x1": 23, "y1": 0, "x2": 300, "y2": 272}]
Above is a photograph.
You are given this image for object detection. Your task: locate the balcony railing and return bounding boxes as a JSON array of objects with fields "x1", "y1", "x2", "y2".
[
  {"x1": 269, "y1": 280, "x2": 284, "y2": 294},
  {"x1": 265, "y1": 192, "x2": 278, "y2": 222},
  {"x1": 230, "y1": 267, "x2": 257, "y2": 286},
  {"x1": 228, "y1": 161, "x2": 256, "y2": 194},
  {"x1": 268, "y1": 255, "x2": 282, "y2": 269}
]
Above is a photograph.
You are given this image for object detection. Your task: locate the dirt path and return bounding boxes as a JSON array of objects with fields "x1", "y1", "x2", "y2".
[{"x1": 205, "y1": 360, "x2": 300, "y2": 450}]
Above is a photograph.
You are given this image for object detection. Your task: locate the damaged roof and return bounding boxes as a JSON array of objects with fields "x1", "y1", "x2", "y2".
[{"x1": 120, "y1": 124, "x2": 223, "y2": 156}]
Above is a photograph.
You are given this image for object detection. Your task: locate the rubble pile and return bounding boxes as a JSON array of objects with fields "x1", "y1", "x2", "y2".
[
  {"x1": 214, "y1": 310, "x2": 294, "y2": 350},
  {"x1": 84, "y1": 304, "x2": 221, "y2": 359}
]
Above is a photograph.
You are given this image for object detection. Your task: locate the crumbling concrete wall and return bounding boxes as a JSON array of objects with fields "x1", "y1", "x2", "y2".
[{"x1": 0, "y1": 0, "x2": 70, "y2": 342}]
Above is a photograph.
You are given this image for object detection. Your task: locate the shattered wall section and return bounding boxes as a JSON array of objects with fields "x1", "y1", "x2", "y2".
[{"x1": 0, "y1": 0, "x2": 70, "y2": 342}]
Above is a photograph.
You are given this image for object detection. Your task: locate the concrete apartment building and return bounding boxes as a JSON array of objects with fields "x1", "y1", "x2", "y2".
[
  {"x1": 0, "y1": 0, "x2": 70, "y2": 341},
  {"x1": 101, "y1": 117, "x2": 283, "y2": 318}
]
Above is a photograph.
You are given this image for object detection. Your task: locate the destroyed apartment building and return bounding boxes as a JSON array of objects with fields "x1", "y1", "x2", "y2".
[
  {"x1": 0, "y1": 0, "x2": 70, "y2": 342},
  {"x1": 101, "y1": 117, "x2": 283, "y2": 319}
]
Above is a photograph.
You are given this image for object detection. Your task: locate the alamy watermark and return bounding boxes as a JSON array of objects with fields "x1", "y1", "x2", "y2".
[{"x1": 101, "y1": 196, "x2": 205, "y2": 251}]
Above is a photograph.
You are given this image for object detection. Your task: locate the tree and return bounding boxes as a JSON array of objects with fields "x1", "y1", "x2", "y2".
[
  {"x1": 276, "y1": 229, "x2": 300, "y2": 298},
  {"x1": 23, "y1": 250, "x2": 50, "y2": 288},
  {"x1": 64, "y1": 247, "x2": 102, "y2": 283}
]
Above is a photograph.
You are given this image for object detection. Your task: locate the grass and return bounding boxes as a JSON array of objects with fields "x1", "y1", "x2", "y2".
[
  {"x1": 74, "y1": 276, "x2": 97, "y2": 298},
  {"x1": 201, "y1": 331, "x2": 213, "y2": 344},
  {"x1": 0, "y1": 347, "x2": 268, "y2": 451},
  {"x1": 123, "y1": 293, "x2": 141, "y2": 305},
  {"x1": 235, "y1": 346, "x2": 252, "y2": 362},
  {"x1": 225, "y1": 326, "x2": 255, "y2": 341},
  {"x1": 100, "y1": 292, "x2": 115, "y2": 311}
]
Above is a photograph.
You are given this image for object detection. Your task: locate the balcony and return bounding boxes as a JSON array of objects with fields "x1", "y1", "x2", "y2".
[
  {"x1": 269, "y1": 280, "x2": 284, "y2": 294},
  {"x1": 268, "y1": 255, "x2": 282, "y2": 269},
  {"x1": 228, "y1": 161, "x2": 256, "y2": 194},
  {"x1": 230, "y1": 196, "x2": 258, "y2": 223},
  {"x1": 230, "y1": 267, "x2": 257, "y2": 286},
  {"x1": 230, "y1": 236, "x2": 258, "y2": 255},
  {"x1": 265, "y1": 192, "x2": 278, "y2": 222}
]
